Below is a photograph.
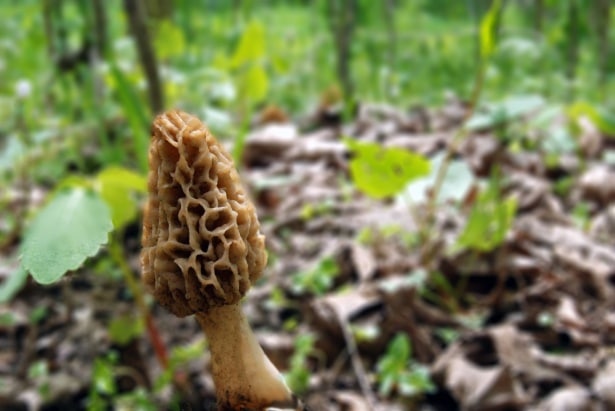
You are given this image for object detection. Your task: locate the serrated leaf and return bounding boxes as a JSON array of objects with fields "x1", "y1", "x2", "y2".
[
  {"x1": 96, "y1": 167, "x2": 146, "y2": 229},
  {"x1": 345, "y1": 138, "x2": 430, "y2": 199},
  {"x1": 21, "y1": 188, "x2": 113, "y2": 284}
]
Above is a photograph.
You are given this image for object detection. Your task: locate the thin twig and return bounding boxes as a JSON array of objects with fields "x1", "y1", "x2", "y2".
[
  {"x1": 108, "y1": 239, "x2": 169, "y2": 369},
  {"x1": 335, "y1": 311, "x2": 377, "y2": 411}
]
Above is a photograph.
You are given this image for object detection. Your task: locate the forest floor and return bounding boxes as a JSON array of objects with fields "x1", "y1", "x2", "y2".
[{"x1": 2, "y1": 98, "x2": 615, "y2": 410}]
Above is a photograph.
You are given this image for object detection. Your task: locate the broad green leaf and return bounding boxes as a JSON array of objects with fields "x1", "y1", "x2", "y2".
[
  {"x1": 108, "y1": 315, "x2": 143, "y2": 345},
  {"x1": 400, "y1": 154, "x2": 474, "y2": 204},
  {"x1": 567, "y1": 101, "x2": 615, "y2": 135},
  {"x1": 0, "y1": 265, "x2": 28, "y2": 303},
  {"x1": 467, "y1": 95, "x2": 545, "y2": 130},
  {"x1": 345, "y1": 138, "x2": 430, "y2": 199},
  {"x1": 542, "y1": 126, "x2": 577, "y2": 156},
  {"x1": 479, "y1": 0, "x2": 502, "y2": 59},
  {"x1": 240, "y1": 65, "x2": 268, "y2": 103},
  {"x1": 230, "y1": 20, "x2": 265, "y2": 68},
  {"x1": 96, "y1": 167, "x2": 146, "y2": 229},
  {"x1": 498, "y1": 94, "x2": 545, "y2": 119},
  {"x1": 154, "y1": 20, "x2": 185, "y2": 59},
  {"x1": 21, "y1": 188, "x2": 113, "y2": 284}
]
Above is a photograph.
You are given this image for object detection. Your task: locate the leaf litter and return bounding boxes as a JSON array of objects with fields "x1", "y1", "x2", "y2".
[{"x1": 1, "y1": 98, "x2": 615, "y2": 410}]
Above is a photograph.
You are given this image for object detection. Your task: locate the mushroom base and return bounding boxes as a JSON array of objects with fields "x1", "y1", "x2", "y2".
[{"x1": 196, "y1": 304, "x2": 293, "y2": 410}]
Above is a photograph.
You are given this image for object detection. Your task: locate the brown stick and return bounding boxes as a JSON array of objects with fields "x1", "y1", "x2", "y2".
[{"x1": 123, "y1": 0, "x2": 164, "y2": 113}]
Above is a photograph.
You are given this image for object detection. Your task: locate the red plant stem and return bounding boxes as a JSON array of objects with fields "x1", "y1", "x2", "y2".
[
  {"x1": 145, "y1": 311, "x2": 168, "y2": 369},
  {"x1": 109, "y1": 239, "x2": 170, "y2": 370}
]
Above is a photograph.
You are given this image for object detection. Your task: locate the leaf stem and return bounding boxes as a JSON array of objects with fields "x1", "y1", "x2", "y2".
[
  {"x1": 418, "y1": 39, "x2": 488, "y2": 267},
  {"x1": 108, "y1": 238, "x2": 169, "y2": 369}
]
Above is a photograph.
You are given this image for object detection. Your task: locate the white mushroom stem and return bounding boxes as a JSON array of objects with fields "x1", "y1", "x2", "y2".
[{"x1": 195, "y1": 303, "x2": 293, "y2": 409}]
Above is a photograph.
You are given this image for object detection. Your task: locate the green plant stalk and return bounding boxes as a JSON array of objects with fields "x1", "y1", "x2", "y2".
[
  {"x1": 418, "y1": 37, "x2": 488, "y2": 268},
  {"x1": 107, "y1": 237, "x2": 169, "y2": 369}
]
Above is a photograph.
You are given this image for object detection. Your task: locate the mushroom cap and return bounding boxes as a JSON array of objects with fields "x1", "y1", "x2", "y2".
[{"x1": 141, "y1": 110, "x2": 267, "y2": 317}]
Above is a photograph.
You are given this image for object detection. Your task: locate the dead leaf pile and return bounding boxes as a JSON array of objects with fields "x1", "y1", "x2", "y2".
[
  {"x1": 243, "y1": 100, "x2": 615, "y2": 410},
  {"x1": 1, "y1": 99, "x2": 614, "y2": 410}
]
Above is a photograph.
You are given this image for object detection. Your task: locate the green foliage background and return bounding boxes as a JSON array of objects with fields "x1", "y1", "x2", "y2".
[{"x1": 0, "y1": 0, "x2": 614, "y2": 405}]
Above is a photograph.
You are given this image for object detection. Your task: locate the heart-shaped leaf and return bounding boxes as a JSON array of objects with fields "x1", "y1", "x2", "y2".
[{"x1": 21, "y1": 188, "x2": 113, "y2": 284}]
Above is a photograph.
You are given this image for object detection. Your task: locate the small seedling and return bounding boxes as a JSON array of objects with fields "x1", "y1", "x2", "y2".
[
  {"x1": 455, "y1": 173, "x2": 516, "y2": 253},
  {"x1": 284, "y1": 333, "x2": 315, "y2": 394},
  {"x1": 376, "y1": 333, "x2": 435, "y2": 398},
  {"x1": 291, "y1": 257, "x2": 339, "y2": 295}
]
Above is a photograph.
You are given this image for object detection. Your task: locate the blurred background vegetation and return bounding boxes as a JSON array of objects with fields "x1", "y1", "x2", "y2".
[
  {"x1": 1, "y1": 1, "x2": 615, "y2": 409},
  {"x1": 1, "y1": 0, "x2": 613, "y2": 186}
]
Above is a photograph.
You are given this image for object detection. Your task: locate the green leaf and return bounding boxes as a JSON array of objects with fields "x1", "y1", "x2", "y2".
[
  {"x1": 240, "y1": 65, "x2": 268, "y2": 103},
  {"x1": 285, "y1": 333, "x2": 315, "y2": 394},
  {"x1": 498, "y1": 94, "x2": 545, "y2": 119},
  {"x1": 467, "y1": 95, "x2": 545, "y2": 130},
  {"x1": 0, "y1": 135, "x2": 25, "y2": 173},
  {"x1": 108, "y1": 314, "x2": 143, "y2": 345},
  {"x1": 230, "y1": 20, "x2": 265, "y2": 68},
  {"x1": 345, "y1": 138, "x2": 430, "y2": 199},
  {"x1": 398, "y1": 365, "x2": 435, "y2": 396},
  {"x1": 96, "y1": 167, "x2": 146, "y2": 229},
  {"x1": 456, "y1": 176, "x2": 517, "y2": 252},
  {"x1": 542, "y1": 126, "x2": 577, "y2": 156},
  {"x1": 567, "y1": 101, "x2": 615, "y2": 135},
  {"x1": 377, "y1": 333, "x2": 412, "y2": 396},
  {"x1": 479, "y1": 0, "x2": 502, "y2": 59},
  {"x1": 0, "y1": 265, "x2": 28, "y2": 303},
  {"x1": 292, "y1": 257, "x2": 339, "y2": 295},
  {"x1": 21, "y1": 188, "x2": 113, "y2": 284},
  {"x1": 92, "y1": 356, "x2": 116, "y2": 395},
  {"x1": 401, "y1": 154, "x2": 474, "y2": 204},
  {"x1": 154, "y1": 20, "x2": 185, "y2": 59},
  {"x1": 108, "y1": 64, "x2": 150, "y2": 172}
]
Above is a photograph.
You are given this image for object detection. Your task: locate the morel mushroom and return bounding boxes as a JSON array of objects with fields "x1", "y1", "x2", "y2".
[{"x1": 142, "y1": 110, "x2": 293, "y2": 409}]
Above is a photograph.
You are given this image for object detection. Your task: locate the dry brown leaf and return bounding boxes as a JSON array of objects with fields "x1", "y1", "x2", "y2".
[
  {"x1": 332, "y1": 390, "x2": 372, "y2": 411},
  {"x1": 350, "y1": 243, "x2": 377, "y2": 282},
  {"x1": 243, "y1": 123, "x2": 298, "y2": 168},
  {"x1": 537, "y1": 386, "x2": 595, "y2": 411},
  {"x1": 556, "y1": 296, "x2": 587, "y2": 330},
  {"x1": 592, "y1": 359, "x2": 615, "y2": 408},
  {"x1": 578, "y1": 165, "x2": 615, "y2": 204},
  {"x1": 434, "y1": 343, "x2": 526, "y2": 410},
  {"x1": 577, "y1": 115, "x2": 603, "y2": 158}
]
